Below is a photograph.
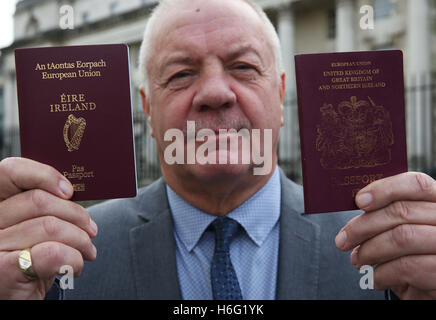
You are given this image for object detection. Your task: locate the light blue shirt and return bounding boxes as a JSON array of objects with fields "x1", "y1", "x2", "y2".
[{"x1": 166, "y1": 167, "x2": 281, "y2": 300}]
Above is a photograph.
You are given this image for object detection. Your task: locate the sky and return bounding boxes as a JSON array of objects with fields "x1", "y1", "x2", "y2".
[{"x1": 0, "y1": 0, "x2": 18, "y2": 49}]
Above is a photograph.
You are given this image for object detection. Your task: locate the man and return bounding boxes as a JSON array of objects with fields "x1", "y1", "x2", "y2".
[{"x1": 1, "y1": 0, "x2": 436, "y2": 300}]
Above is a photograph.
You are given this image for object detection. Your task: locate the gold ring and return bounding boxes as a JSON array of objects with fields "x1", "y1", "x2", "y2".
[{"x1": 18, "y1": 248, "x2": 38, "y2": 279}]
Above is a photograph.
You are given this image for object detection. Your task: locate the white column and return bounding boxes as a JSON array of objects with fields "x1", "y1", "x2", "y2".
[
  {"x1": 407, "y1": 0, "x2": 431, "y2": 169},
  {"x1": 408, "y1": 0, "x2": 430, "y2": 76},
  {"x1": 3, "y1": 70, "x2": 20, "y2": 156},
  {"x1": 3, "y1": 71, "x2": 17, "y2": 132},
  {"x1": 278, "y1": 3, "x2": 296, "y2": 93},
  {"x1": 277, "y1": 3, "x2": 297, "y2": 164},
  {"x1": 336, "y1": 0, "x2": 355, "y2": 52}
]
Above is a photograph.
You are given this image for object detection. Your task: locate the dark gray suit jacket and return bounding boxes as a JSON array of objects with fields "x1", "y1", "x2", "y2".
[{"x1": 66, "y1": 170, "x2": 384, "y2": 300}]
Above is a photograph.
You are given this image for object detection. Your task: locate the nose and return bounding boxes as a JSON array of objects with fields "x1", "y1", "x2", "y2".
[{"x1": 192, "y1": 68, "x2": 237, "y2": 112}]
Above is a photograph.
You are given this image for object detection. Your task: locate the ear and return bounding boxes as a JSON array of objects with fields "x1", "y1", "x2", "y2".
[
  {"x1": 140, "y1": 87, "x2": 155, "y2": 138},
  {"x1": 279, "y1": 72, "x2": 286, "y2": 127}
]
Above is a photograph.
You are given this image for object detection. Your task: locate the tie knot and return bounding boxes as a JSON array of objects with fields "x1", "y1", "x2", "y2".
[{"x1": 211, "y1": 217, "x2": 240, "y2": 252}]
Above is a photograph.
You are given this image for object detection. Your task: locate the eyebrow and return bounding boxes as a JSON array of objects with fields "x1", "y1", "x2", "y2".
[
  {"x1": 159, "y1": 55, "x2": 197, "y2": 79},
  {"x1": 223, "y1": 45, "x2": 263, "y2": 62},
  {"x1": 159, "y1": 45, "x2": 264, "y2": 76},
  {"x1": 162, "y1": 56, "x2": 197, "y2": 68}
]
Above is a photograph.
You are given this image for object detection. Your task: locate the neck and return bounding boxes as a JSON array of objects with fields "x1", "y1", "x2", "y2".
[{"x1": 163, "y1": 163, "x2": 277, "y2": 216}]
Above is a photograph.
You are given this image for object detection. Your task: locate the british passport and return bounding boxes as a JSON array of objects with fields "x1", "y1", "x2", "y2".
[
  {"x1": 15, "y1": 44, "x2": 137, "y2": 201},
  {"x1": 295, "y1": 50, "x2": 408, "y2": 214}
]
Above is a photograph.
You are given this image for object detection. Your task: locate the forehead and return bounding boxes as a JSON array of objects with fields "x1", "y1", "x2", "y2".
[{"x1": 150, "y1": 0, "x2": 270, "y2": 60}]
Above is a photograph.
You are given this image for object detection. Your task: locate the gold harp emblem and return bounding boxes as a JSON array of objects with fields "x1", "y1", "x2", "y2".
[{"x1": 63, "y1": 114, "x2": 86, "y2": 152}]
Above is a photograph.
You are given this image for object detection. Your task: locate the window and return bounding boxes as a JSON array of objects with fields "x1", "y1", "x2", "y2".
[
  {"x1": 374, "y1": 0, "x2": 397, "y2": 20},
  {"x1": 82, "y1": 12, "x2": 89, "y2": 24},
  {"x1": 110, "y1": 2, "x2": 119, "y2": 15},
  {"x1": 25, "y1": 15, "x2": 39, "y2": 36},
  {"x1": 327, "y1": 8, "x2": 336, "y2": 39}
]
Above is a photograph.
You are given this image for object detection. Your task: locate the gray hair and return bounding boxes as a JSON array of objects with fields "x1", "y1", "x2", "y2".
[{"x1": 138, "y1": 0, "x2": 283, "y2": 96}]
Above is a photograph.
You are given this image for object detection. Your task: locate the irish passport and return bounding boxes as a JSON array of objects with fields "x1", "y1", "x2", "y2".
[
  {"x1": 295, "y1": 50, "x2": 408, "y2": 214},
  {"x1": 15, "y1": 44, "x2": 137, "y2": 201}
]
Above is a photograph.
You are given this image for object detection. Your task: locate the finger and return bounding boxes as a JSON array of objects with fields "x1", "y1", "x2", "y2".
[
  {"x1": 0, "y1": 189, "x2": 97, "y2": 237},
  {"x1": 374, "y1": 255, "x2": 436, "y2": 291},
  {"x1": 355, "y1": 172, "x2": 436, "y2": 212},
  {"x1": 0, "y1": 250, "x2": 48, "y2": 300},
  {"x1": 0, "y1": 157, "x2": 73, "y2": 201},
  {"x1": 390, "y1": 285, "x2": 436, "y2": 300},
  {"x1": 350, "y1": 225, "x2": 436, "y2": 268},
  {"x1": 31, "y1": 242, "x2": 86, "y2": 279},
  {"x1": 336, "y1": 200, "x2": 436, "y2": 251},
  {"x1": 0, "y1": 216, "x2": 97, "y2": 261},
  {"x1": 3, "y1": 242, "x2": 85, "y2": 283}
]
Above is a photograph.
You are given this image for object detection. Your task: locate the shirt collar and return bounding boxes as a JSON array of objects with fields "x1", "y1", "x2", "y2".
[{"x1": 167, "y1": 166, "x2": 281, "y2": 252}]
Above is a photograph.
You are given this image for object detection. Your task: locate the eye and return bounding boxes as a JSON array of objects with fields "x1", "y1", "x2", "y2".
[
  {"x1": 233, "y1": 63, "x2": 257, "y2": 71},
  {"x1": 165, "y1": 70, "x2": 196, "y2": 89},
  {"x1": 230, "y1": 63, "x2": 260, "y2": 81},
  {"x1": 169, "y1": 71, "x2": 192, "y2": 82}
]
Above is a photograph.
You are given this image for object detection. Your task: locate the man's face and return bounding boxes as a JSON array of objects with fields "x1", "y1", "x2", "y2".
[{"x1": 144, "y1": 0, "x2": 284, "y2": 182}]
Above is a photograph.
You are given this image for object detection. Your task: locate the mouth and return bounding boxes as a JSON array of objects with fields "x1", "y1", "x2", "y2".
[
  {"x1": 210, "y1": 127, "x2": 248, "y2": 135},
  {"x1": 182, "y1": 118, "x2": 252, "y2": 137}
]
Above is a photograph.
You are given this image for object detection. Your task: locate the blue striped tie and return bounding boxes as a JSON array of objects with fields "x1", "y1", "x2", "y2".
[{"x1": 210, "y1": 217, "x2": 243, "y2": 300}]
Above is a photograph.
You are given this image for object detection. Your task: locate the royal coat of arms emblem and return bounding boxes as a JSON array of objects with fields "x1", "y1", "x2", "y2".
[{"x1": 316, "y1": 96, "x2": 394, "y2": 169}]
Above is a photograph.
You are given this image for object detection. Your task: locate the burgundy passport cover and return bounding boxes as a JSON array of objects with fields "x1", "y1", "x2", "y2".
[
  {"x1": 15, "y1": 44, "x2": 137, "y2": 201},
  {"x1": 295, "y1": 50, "x2": 408, "y2": 214}
]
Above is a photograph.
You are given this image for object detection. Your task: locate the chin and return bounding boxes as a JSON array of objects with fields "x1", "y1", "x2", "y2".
[{"x1": 187, "y1": 163, "x2": 253, "y2": 182}]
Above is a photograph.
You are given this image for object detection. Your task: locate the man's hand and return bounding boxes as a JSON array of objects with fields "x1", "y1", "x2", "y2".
[
  {"x1": 0, "y1": 157, "x2": 97, "y2": 300},
  {"x1": 335, "y1": 172, "x2": 436, "y2": 299}
]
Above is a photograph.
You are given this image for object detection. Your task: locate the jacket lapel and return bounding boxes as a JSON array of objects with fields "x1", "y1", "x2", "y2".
[
  {"x1": 276, "y1": 170, "x2": 321, "y2": 299},
  {"x1": 129, "y1": 179, "x2": 182, "y2": 299}
]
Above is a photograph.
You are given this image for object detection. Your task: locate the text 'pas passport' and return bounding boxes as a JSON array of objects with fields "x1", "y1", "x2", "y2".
[
  {"x1": 295, "y1": 50, "x2": 408, "y2": 214},
  {"x1": 15, "y1": 44, "x2": 137, "y2": 201}
]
